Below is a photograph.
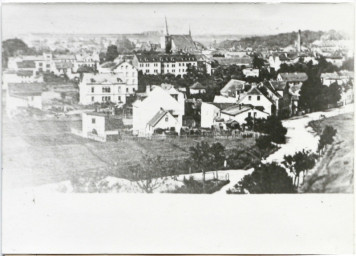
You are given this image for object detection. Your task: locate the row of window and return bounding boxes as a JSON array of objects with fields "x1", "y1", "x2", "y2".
[
  {"x1": 91, "y1": 96, "x2": 123, "y2": 102},
  {"x1": 248, "y1": 96, "x2": 261, "y2": 101},
  {"x1": 91, "y1": 87, "x2": 134, "y2": 93},
  {"x1": 139, "y1": 62, "x2": 197, "y2": 68}
]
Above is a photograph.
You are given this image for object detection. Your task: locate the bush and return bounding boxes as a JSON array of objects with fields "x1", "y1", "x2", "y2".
[
  {"x1": 168, "y1": 176, "x2": 230, "y2": 194},
  {"x1": 229, "y1": 163, "x2": 296, "y2": 194},
  {"x1": 255, "y1": 135, "x2": 273, "y2": 150},
  {"x1": 318, "y1": 125, "x2": 337, "y2": 153}
]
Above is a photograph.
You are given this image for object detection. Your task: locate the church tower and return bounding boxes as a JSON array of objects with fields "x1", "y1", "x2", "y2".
[{"x1": 164, "y1": 17, "x2": 172, "y2": 53}]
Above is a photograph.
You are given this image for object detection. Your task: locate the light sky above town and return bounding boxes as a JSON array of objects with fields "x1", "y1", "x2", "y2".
[{"x1": 2, "y1": 3, "x2": 355, "y2": 38}]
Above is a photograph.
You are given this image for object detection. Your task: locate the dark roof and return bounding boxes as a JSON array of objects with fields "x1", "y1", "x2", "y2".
[
  {"x1": 147, "y1": 109, "x2": 170, "y2": 127},
  {"x1": 208, "y1": 102, "x2": 236, "y2": 110},
  {"x1": 16, "y1": 70, "x2": 34, "y2": 77},
  {"x1": 247, "y1": 87, "x2": 262, "y2": 95},
  {"x1": 135, "y1": 53, "x2": 197, "y2": 63},
  {"x1": 8, "y1": 83, "x2": 44, "y2": 97},
  {"x1": 190, "y1": 82, "x2": 205, "y2": 89},
  {"x1": 278, "y1": 72, "x2": 308, "y2": 82},
  {"x1": 213, "y1": 57, "x2": 252, "y2": 66},
  {"x1": 170, "y1": 34, "x2": 197, "y2": 51},
  {"x1": 17, "y1": 60, "x2": 36, "y2": 69},
  {"x1": 55, "y1": 62, "x2": 73, "y2": 69}
]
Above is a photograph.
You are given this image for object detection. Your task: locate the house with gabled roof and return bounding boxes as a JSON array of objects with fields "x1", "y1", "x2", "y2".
[
  {"x1": 220, "y1": 79, "x2": 246, "y2": 97},
  {"x1": 132, "y1": 85, "x2": 185, "y2": 137}
]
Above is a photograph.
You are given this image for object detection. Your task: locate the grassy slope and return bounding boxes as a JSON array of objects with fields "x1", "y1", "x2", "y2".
[
  {"x1": 302, "y1": 113, "x2": 354, "y2": 193},
  {"x1": 2, "y1": 117, "x2": 255, "y2": 188}
]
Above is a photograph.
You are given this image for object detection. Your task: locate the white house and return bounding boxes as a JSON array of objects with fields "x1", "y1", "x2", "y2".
[
  {"x1": 221, "y1": 104, "x2": 270, "y2": 125},
  {"x1": 132, "y1": 86, "x2": 185, "y2": 137},
  {"x1": 78, "y1": 112, "x2": 123, "y2": 142},
  {"x1": 78, "y1": 73, "x2": 133, "y2": 105},
  {"x1": 201, "y1": 102, "x2": 269, "y2": 129},
  {"x1": 2, "y1": 70, "x2": 43, "y2": 90},
  {"x1": 243, "y1": 68, "x2": 259, "y2": 77},
  {"x1": 6, "y1": 83, "x2": 44, "y2": 116},
  {"x1": 73, "y1": 51, "x2": 100, "y2": 72}
]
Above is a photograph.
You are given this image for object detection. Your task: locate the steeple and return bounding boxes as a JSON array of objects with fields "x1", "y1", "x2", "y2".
[
  {"x1": 165, "y1": 16, "x2": 169, "y2": 36},
  {"x1": 189, "y1": 25, "x2": 191, "y2": 37}
]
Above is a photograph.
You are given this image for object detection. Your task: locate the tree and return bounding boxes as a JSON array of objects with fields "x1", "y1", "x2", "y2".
[
  {"x1": 253, "y1": 116, "x2": 287, "y2": 144},
  {"x1": 252, "y1": 55, "x2": 265, "y2": 69},
  {"x1": 255, "y1": 135, "x2": 273, "y2": 151},
  {"x1": 2, "y1": 38, "x2": 36, "y2": 69},
  {"x1": 340, "y1": 57, "x2": 354, "y2": 71},
  {"x1": 235, "y1": 163, "x2": 296, "y2": 193},
  {"x1": 283, "y1": 149, "x2": 318, "y2": 186},
  {"x1": 127, "y1": 155, "x2": 173, "y2": 193},
  {"x1": 105, "y1": 45, "x2": 119, "y2": 62},
  {"x1": 327, "y1": 82, "x2": 342, "y2": 105},
  {"x1": 318, "y1": 126, "x2": 337, "y2": 153},
  {"x1": 189, "y1": 142, "x2": 226, "y2": 192}
]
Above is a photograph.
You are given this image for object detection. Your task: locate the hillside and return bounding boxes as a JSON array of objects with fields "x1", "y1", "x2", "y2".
[{"x1": 218, "y1": 30, "x2": 348, "y2": 49}]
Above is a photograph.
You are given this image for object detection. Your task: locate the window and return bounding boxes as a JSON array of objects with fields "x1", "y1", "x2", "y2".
[
  {"x1": 102, "y1": 87, "x2": 110, "y2": 93},
  {"x1": 146, "y1": 69, "x2": 149, "y2": 73},
  {"x1": 46, "y1": 64, "x2": 50, "y2": 68},
  {"x1": 248, "y1": 96, "x2": 252, "y2": 100},
  {"x1": 118, "y1": 96, "x2": 121, "y2": 101},
  {"x1": 257, "y1": 96, "x2": 260, "y2": 101},
  {"x1": 154, "y1": 69, "x2": 158, "y2": 73},
  {"x1": 179, "y1": 63, "x2": 181, "y2": 66},
  {"x1": 39, "y1": 63, "x2": 43, "y2": 66},
  {"x1": 118, "y1": 86, "x2": 121, "y2": 92},
  {"x1": 165, "y1": 116, "x2": 169, "y2": 122},
  {"x1": 172, "y1": 64, "x2": 175, "y2": 67},
  {"x1": 248, "y1": 112, "x2": 251, "y2": 118},
  {"x1": 91, "y1": 96, "x2": 94, "y2": 102},
  {"x1": 92, "y1": 118, "x2": 96, "y2": 124},
  {"x1": 126, "y1": 88, "x2": 129, "y2": 93},
  {"x1": 172, "y1": 69, "x2": 175, "y2": 73},
  {"x1": 91, "y1": 87, "x2": 94, "y2": 93}
]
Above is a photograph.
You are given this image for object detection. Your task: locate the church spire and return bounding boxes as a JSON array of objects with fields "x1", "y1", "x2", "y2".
[
  {"x1": 165, "y1": 16, "x2": 169, "y2": 36},
  {"x1": 189, "y1": 25, "x2": 191, "y2": 37}
]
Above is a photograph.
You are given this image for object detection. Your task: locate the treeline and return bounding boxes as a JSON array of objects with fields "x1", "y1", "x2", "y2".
[{"x1": 218, "y1": 30, "x2": 347, "y2": 49}]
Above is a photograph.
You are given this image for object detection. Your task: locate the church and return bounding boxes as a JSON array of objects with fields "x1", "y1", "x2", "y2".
[{"x1": 160, "y1": 18, "x2": 199, "y2": 54}]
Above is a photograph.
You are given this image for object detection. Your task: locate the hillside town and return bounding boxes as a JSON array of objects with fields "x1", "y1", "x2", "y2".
[{"x1": 2, "y1": 17, "x2": 354, "y2": 194}]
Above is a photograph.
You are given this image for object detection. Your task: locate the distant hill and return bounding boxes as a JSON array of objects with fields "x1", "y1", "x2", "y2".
[{"x1": 218, "y1": 30, "x2": 348, "y2": 50}]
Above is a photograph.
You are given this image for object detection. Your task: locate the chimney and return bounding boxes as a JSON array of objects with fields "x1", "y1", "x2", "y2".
[
  {"x1": 146, "y1": 85, "x2": 151, "y2": 94},
  {"x1": 297, "y1": 30, "x2": 301, "y2": 53},
  {"x1": 239, "y1": 104, "x2": 242, "y2": 110}
]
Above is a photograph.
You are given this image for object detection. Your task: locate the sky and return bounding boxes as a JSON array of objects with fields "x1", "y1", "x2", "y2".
[{"x1": 2, "y1": 3, "x2": 355, "y2": 38}]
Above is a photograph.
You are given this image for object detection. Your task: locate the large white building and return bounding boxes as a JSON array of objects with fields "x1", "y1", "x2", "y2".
[
  {"x1": 132, "y1": 53, "x2": 197, "y2": 76},
  {"x1": 78, "y1": 73, "x2": 136, "y2": 105},
  {"x1": 132, "y1": 85, "x2": 185, "y2": 137},
  {"x1": 98, "y1": 61, "x2": 138, "y2": 87}
]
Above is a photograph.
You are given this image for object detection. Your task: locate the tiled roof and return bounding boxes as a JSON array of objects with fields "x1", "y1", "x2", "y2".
[
  {"x1": 54, "y1": 55, "x2": 75, "y2": 60},
  {"x1": 8, "y1": 83, "x2": 44, "y2": 97},
  {"x1": 17, "y1": 60, "x2": 36, "y2": 69},
  {"x1": 221, "y1": 104, "x2": 253, "y2": 116},
  {"x1": 208, "y1": 102, "x2": 236, "y2": 110},
  {"x1": 269, "y1": 81, "x2": 287, "y2": 91},
  {"x1": 171, "y1": 34, "x2": 197, "y2": 51},
  {"x1": 101, "y1": 61, "x2": 117, "y2": 68},
  {"x1": 147, "y1": 109, "x2": 169, "y2": 127},
  {"x1": 82, "y1": 73, "x2": 125, "y2": 85},
  {"x1": 220, "y1": 79, "x2": 246, "y2": 94},
  {"x1": 16, "y1": 70, "x2": 34, "y2": 77},
  {"x1": 279, "y1": 72, "x2": 308, "y2": 82},
  {"x1": 213, "y1": 57, "x2": 252, "y2": 66},
  {"x1": 55, "y1": 62, "x2": 73, "y2": 69}
]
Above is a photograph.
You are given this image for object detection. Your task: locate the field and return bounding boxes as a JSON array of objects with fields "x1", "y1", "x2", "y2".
[
  {"x1": 302, "y1": 113, "x2": 354, "y2": 193},
  {"x1": 2, "y1": 115, "x2": 255, "y2": 188}
]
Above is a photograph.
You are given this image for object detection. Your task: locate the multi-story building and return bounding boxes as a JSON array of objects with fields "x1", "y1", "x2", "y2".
[
  {"x1": 78, "y1": 73, "x2": 135, "y2": 105},
  {"x1": 132, "y1": 53, "x2": 197, "y2": 76}
]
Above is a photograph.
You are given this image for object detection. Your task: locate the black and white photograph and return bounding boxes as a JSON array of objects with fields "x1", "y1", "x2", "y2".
[{"x1": 1, "y1": 1, "x2": 355, "y2": 254}]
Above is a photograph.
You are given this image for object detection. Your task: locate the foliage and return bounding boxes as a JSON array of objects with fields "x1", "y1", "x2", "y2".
[
  {"x1": 255, "y1": 135, "x2": 273, "y2": 150},
  {"x1": 251, "y1": 115, "x2": 287, "y2": 144},
  {"x1": 283, "y1": 149, "x2": 319, "y2": 186},
  {"x1": 252, "y1": 55, "x2": 266, "y2": 69},
  {"x1": 340, "y1": 57, "x2": 354, "y2": 71},
  {"x1": 189, "y1": 142, "x2": 226, "y2": 172},
  {"x1": 2, "y1": 38, "x2": 37, "y2": 69},
  {"x1": 230, "y1": 163, "x2": 296, "y2": 194},
  {"x1": 169, "y1": 176, "x2": 229, "y2": 194},
  {"x1": 318, "y1": 125, "x2": 337, "y2": 153},
  {"x1": 105, "y1": 45, "x2": 119, "y2": 62},
  {"x1": 126, "y1": 155, "x2": 175, "y2": 193}
]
